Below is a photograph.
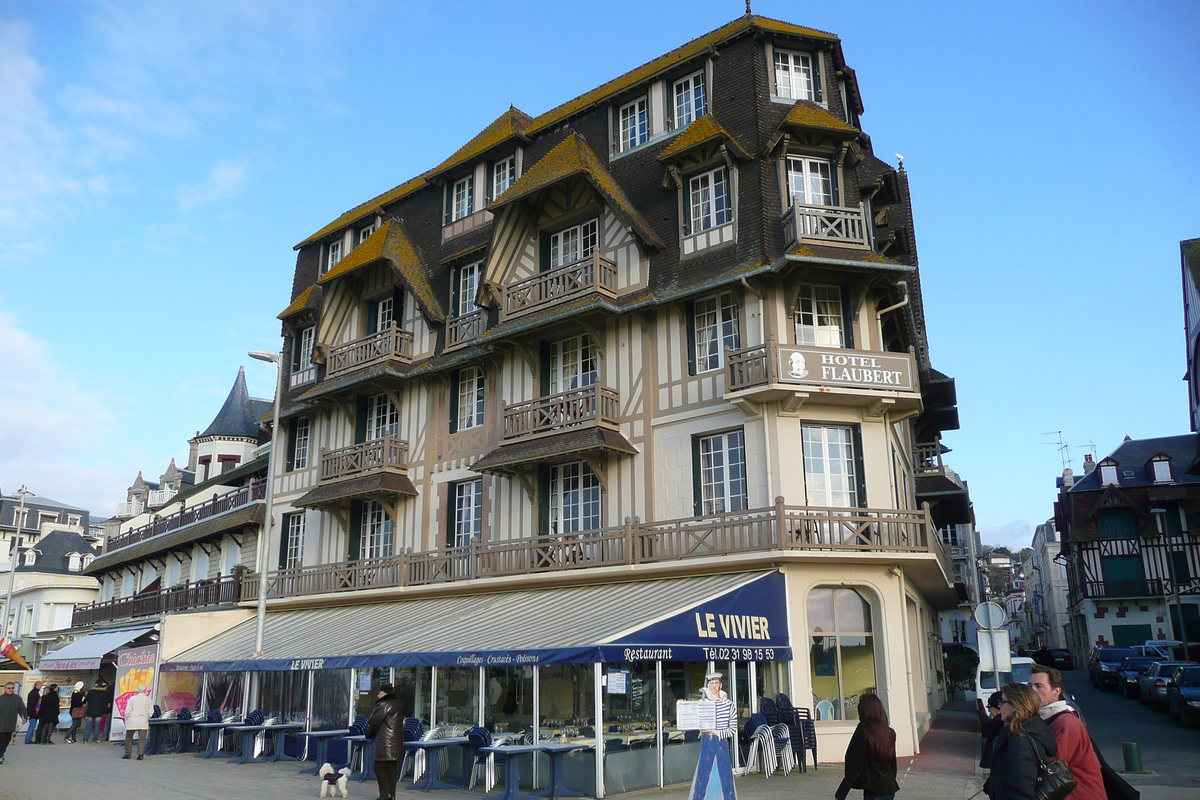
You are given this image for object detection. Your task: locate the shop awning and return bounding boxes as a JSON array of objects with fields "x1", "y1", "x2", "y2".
[
  {"x1": 163, "y1": 571, "x2": 790, "y2": 672},
  {"x1": 40, "y1": 625, "x2": 157, "y2": 671}
]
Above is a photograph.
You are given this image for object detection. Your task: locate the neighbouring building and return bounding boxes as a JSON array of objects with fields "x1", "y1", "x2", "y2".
[
  {"x1": 1021, "y1": 519, "x2": 1069, "y2": 650},
  {"x1": 0, "y1": 491, "x2": 95, "y2": 551},
  {"x1": 148, "y1": 15, "x2": 963, "y2": 794}
]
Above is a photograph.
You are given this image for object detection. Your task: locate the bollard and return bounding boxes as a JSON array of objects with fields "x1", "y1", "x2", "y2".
[{"x1": 1122, "y1": 742, "x2": 1143, "y2": 773}]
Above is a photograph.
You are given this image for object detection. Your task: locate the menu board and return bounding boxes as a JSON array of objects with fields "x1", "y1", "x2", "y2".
[{"x1": 676, "y1": 700, "x2": 717, "y2": 730}]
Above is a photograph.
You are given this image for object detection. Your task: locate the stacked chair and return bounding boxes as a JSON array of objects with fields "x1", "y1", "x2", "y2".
[
  {"x1": 743, "y1": 712, "x2": 795, "y2": 777},
  {"x1": 774, "y1": 694, "x2": 817, "y2": 770}
]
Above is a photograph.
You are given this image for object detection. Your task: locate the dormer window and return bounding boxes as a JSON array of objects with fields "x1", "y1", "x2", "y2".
[
  {"x1": 82, "y1": 554, "x2": 94, "y2": 569},
  {"x1": 448, "y1": 175, "x2": 474, "y2": 223},
  {"x1": 491, "y1": 156, "x2": 517, "y2": 199},
  {"x1": 67, "y1": 553, "x2": 81, "y2": 572},
  {"x1": 549, "y1": 220, "x2": 598, "y2": 268},
  {"x1": 291, "y1": 327, "x2": 315, "y2": 374},
  {"x1": 1151, "y1": 454, "x2": 1172, "y2": 483},
  {"x1": 787, "y1": 156, "x2": 836, "y2": 208},
  {"x1": 1099, "y1": 458, "x2": 1119, "y2": 486},
  {"x1": 325, "y1": 239, "x2": 343, "y2": 274},
  {"x1": 773, "y1": 49, "x2": 822, "y2": 102},
  {"x1": 358, "y1": 223, "x2": 376, "y2": 244},
  {"x1": 673, "y1": 70, "x2": 707, "y2": 128},
  {"x1": 23, "y1": 550, "x2": 37, "y2": 567},
  {"x1": 618, "y1": 97, "x2": 649, "y2": 152}
]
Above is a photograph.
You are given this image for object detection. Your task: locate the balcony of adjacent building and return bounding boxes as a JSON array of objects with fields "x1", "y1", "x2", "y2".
[
  {"x1": 104, "y1": 479, "x2": 266, "y2": 554},
  {"x1": 243, "y1": 497, "x2": 955, "y2": 607},
  {"x1": 294, "y1": 435, "x2": 417, "y2": 510},
  {"x1": 146, "y1": 487, "x2": 177, "y2": 508},
  {"x1": 72, "y1": 573, "x2": 243, "y2": 627},
  {"x1": 782, "y1": 201, "x2": 872, "y2": 250},
  {"x1": 914, "y1": 438, "x2": 972, "y2": 529},
  {"x1": 323, "y1": 323, "x2": 414, "y2": 381},
  {"x1": 115, "y1": 500, "x2": 144, "y2": 519},
  {"x1": 725, "y1": 339, "x2": 921, "y2": 418},
  {"x1": 501, "y1": 252, "x2": 618, "y2": 323}
]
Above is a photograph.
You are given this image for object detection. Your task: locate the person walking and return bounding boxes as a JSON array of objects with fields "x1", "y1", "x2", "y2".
[
  {"x1": 366, "y1": 683, "x2": 404, "y2": 800},
  {"x1": 0, "y1": 683, "x2": 28, "y2": 764},
  {"x1": 1029, "y1": 665, "x2": 1106, "y2": 800},
  {"x1": 985, "y1": 683, "x2": 1057, "y2": 800},
  {"x1": 23, "y1": 681, "x2": 41, "y2": 744},
  {"x1": 121, "y1": 684, "x2": 153, "y2": 760},
  {"x1": 835, "y1": 693, "x2": 899, "y2": 800},
  {"x1": 82, "y1": 681, "x2": 112, "y2": 743},
  {"x1": 35, "y1": 685, "x2": 60, "y2": 744},
  {"x1": 65, "y1": 682, "x2": 86, "y2": 743},
  {"x1": 980, "y1": 691, "x2": 1004, "y2": 770}
]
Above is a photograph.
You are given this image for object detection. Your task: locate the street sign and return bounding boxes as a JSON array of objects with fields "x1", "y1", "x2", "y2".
[{"x1": 974, "y1": 601, "x2": 1006, "y2": 630}]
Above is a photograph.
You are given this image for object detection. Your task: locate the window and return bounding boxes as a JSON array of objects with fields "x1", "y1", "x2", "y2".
[
  {"x1": 454, "y1": 367, "x2": 485, "y2": 432},
  {"x1": 453, "y1": 261, "x2": 480, "y2": 318},
  {"x1": 774, "y1": 49, "x2": 818, "y2": 101},
  {"x1": 221, "y1": 539, "x2": 239, "y2": 574},
  {"x1": 366, "y1": 393, "x2": 398, "y2": 440},
  {"x1": 802, "y1": 424, "x2": 860, "y2": 508},
  {"x1": 288, "y1": 417, "x2": 311, "y2": 471},
  {"x1": 281, "y1": 512, "x2": 305, "y2": 569},
  {"x1": 67, "y1": 553, "x2": 81, "y2": 572},
  {"x1": 219, "y1": 456, "x2": 238, "y2": 474},
  {"x1": 67, "y1": 514, "x2": 81, "y2": 527},
  {"x1": 787, "y1": 156, "x2": 835, "y2": 207},
  {"x1": 291, "y1": 327, "x2": 315, "y2": 373},
  {"x1": 22, "y1": 550, "x2": 36, "y2": 567},
  {"x1": 358, "y1": 223, "x2": 376, "y2": 244},
  {"x1": 673, "y1": 70, "x2": 707, "y2": 127},
  {"x1": 492, "y1": 155, "x2": 516, "y2": 199},
  {"x1": 688, "y1": 167, "x2": 732, "y2": 233},
  {"x1": 449, "y1": 175, "x2": 474, "y2": 222},
  {"x1": 166, "y1": 558, "x2": 181, "y2": 586},
  {"x1": 619, "y1": 97, "x2": 649, "y2": 151},
  {"x1": 38, "y1": 512, "x2": 56, "y2": 527},
  {"x1": 1100, "y1": 461, "x2": 1119, "y2": 486},
  {"x1": 808, "y1": 587, "x2": 875, "y2": 721},
  {"x1": 693, "y1": 292, "x2": 740, "y2": 371},
  {"x1": 325, "y1": 239, "x2": 343, "y2": 274},
  {"x1": 1152, "y1": 456, "x2": 1172, "y2": 483},
  {"x1": 371, "y1": 295, "x2": 394, "y2": 333},
  {"x1": 452, "y1": 479, "x2": 484, "y2": 548},
  {"x1": 82, "y1": 554, "x2": 94, "y2": 569},
  {"x1": 360, "y1": 500, "x2": 393, "y2": 559},
  {"x1": 549, "y1": 220, "x2": 598, "y2": 268},
  {"x1": 696, "y1": 430, "x2": 747, "y2": 515},
  {"x1": 12, "y1": 509, "x2": 27, "y2": 531},
  {"x1": 795, "y1": 283, "x2": 846, "y2": 347},
  {"x1": 548, "y1": 461, "x2": 601, "y2": 534},
  {"x1": 547, "y1": 335, "x2": 597, "y2": 393}
]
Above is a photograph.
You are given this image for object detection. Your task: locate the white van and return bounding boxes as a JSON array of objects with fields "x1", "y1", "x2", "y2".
[{"x1": 975, "y1": 656, "x2": 1035, "y2": 728}]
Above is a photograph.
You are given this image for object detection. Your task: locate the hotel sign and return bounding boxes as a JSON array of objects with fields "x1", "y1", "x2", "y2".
[{"x1": 776, "y1": 346, "x2": 914, "y2": 392}]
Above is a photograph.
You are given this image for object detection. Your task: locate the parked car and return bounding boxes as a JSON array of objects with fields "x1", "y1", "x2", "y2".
[
  {"x1": 1138, "y1": 660, "x2": 1199, "y2": 711},
  {"x1": 1118, "y1": 657, "x2": 1159, "y2": 699},
  {"x1": 1166, "y1": 665, "x2": 1200, "y2": 728},
  {"x1": 1044, "y1": 649, "x2": 1075, "y2": 670},
  {"x1": 1088, "y1": 646, "x2": 1138, "y2": 690},
  {"x1": 975, "y1": 656, "x2": 1034, "y2": 729}
]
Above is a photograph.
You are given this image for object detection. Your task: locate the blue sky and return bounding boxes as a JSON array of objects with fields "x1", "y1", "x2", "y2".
[{"x1": 0, "y1": 0, "x2": 1196, "y2": 550}]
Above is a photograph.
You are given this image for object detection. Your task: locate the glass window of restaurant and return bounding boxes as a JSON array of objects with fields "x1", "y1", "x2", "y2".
[
  {"x1": 537, "y1": 664, "x2": 596, "y2": 795},
  {"x1": 486, "y1": 665, "x2": 533, "y2": 736},
  {"x1": 260, "y1": 670, "x2": 308, "y2": 724},
  {"x1": 436, "y1": 666, "x2": 479, "y2": 728},
  {"x1": 159, "y1": 671, "x2": 203, "y2": 714},
  {"x1": 311, "y1": 669, "x2": 352, "y2": 730},
  {"x1": 809, "y1": 586, "x2": 876, "y2": 721},
  {"x1": 602, "y1": 661, "x2": 659, "y2": 793},
  {"x1": 661, "y1": 661, "x2": 708, "y2": 785},
  {"x1": 356, "y1": 667, "x2": 393, "y2": 720},
  {"x1": 395, "y1": 667, "x2": 431, "y2": 723},
  {"x1": 205, "y1": 671, "x2": 245, "y2": 719}
]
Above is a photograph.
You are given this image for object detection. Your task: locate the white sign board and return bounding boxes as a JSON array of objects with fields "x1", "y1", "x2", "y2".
[
  {"x1": 676, "y1": 700, "x2": 717, "y2": 731},
  {"x1": 977, "y1": 628, "x2": 1012, "y2": 673},
  {"x1": 974, "y1": 602, "x2": 1007, "y2": 630}
]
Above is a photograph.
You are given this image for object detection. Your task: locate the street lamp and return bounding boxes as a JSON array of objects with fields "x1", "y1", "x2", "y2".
[
  {"x1": 2, "y1": 487, "x2": 35, "y2": 638},
  {"x1": 248, "y1": 350, "x2": 283, "y2": 659}
]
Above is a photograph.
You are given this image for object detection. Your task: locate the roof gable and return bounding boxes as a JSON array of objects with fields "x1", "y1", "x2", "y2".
[
  {"x1": 277, "y1": 284, "x2": 321, "y2": 320},
  {"x1": 657, "y1": 114, "x2": 751, "y2": 162},
  {"x1": 295, "y1": 175, "x2": 429, "y2": 250},
  {"x1": 428, "y1": 106, "x2": 532, "y2": 180},
  {"x1": 318, "y1": 219, "x2": 445, "y2": 323}
]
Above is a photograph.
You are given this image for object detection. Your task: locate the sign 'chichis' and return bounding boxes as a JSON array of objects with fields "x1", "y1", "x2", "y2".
[{"x1": 694, "y1": 612, "x2": 771, "y2": 640}]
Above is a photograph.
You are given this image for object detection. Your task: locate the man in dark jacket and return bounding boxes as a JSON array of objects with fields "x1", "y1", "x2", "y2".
[
  {"x1": 23, "y1": 681, "x2": 41, "y2": 744},
  {"x1": 82, "y1": 682, "x2": 112, "y2": 743},
  {"x1": 367, "y1": 683, "x2": 404, "y2": 800},
  {"x1": 0, "y1": 683, "x2": 28, "y2": 763}
]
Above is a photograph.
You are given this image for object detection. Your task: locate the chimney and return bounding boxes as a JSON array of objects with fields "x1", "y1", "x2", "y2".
[
  {"x1": 1083, "y1": 453, "x2": 1096, "y2": 474},
  {"x1": 1062, "y1": 468, "x2": 1074, "y2": 489}
]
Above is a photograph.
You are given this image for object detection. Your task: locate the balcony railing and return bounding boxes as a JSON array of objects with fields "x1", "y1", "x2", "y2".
[
  {"x1": 72, "y1": 574, "x2": 242, "y2": 627},
  {"x1": 243, "y1": 499, "x2": 946, "y2": 601},
  {"x1": 782, "y1": 201, "x2": 870, "y2": 248},
  {"x1": 325, "y1": 323, "x2": 413, "y2": 379},
  {"x1": 446, "y1": 309, "x2": 487, "y2": 350},
  {"x1": 914, "y1": 442, "x2": 944, "y2": 475},
  {"x1": 503, "y1": 252, "x2": 618, "y2": 319},
  {"x1": 1080, "y1": 579, "x2": 1166, "y2": 599},
  {"x1": 106, "y1": 480, "x2": 266, "y2": 553},
  {"x1": 115, "y1": 501, "x2": 144, "y2": 518},
  {"x1": 501, "y1": 385, "x2": 620, "y2": 441},
  {"x1": 726, "y1": 341, "x2": 916, "y2": 396},
  {"x1": 147, "y1": 488, "x2": 177, "y2": 507},
  {"x1": 319, "y1": 436, "x2": 410, "y2": 483}
]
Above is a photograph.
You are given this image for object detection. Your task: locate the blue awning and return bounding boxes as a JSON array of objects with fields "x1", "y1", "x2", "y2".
[
  {"x1": 164, "y1": 571, "x2": 791, "y2": 672},
  {"x1": 40, "y1": 625, "x2": 157, "y2": 671}
]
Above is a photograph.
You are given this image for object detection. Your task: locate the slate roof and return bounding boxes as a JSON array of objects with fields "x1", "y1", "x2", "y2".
[
  {"x1": 19, "y1": 530, "x2": 98, "y2": 575},
  {"x1": 296, "y1": 174, "x2": 429, "y2": 249},
  {"x1": 428, "y1": 106, "x2": 533, "y2": 179},
  {"x1": 0, "y1": 494, "x2": 89, "y2": 529},
  {"x1": 472, "y1": 428, "x2": 638, "y2": 475},
  {"x1": 657, "y1": 115, "x2": 751, "y2": 162},
  {"x1": 197, "y1": 368, "x2": 273, "y2": 440},
  {"x1": 278, "y1": 284, "x2": 321, "y2": 320},
  {"x1": 294, "y1": 472, "x2": 418, "y2": 509},
  {"x1": 778, "y1": 101, "x2": 860, "y2": 135},
  {"x1": 85, "y1": 504, "x2": 264, "y2": 575},
  {"x1": 1069, "y1": 434, "x2": 1200, "y2": 492}
]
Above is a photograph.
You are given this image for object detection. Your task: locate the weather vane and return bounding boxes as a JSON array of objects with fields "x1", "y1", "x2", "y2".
[{"x1": 746, "y1": 1, "x2": 752, "y2": 15}]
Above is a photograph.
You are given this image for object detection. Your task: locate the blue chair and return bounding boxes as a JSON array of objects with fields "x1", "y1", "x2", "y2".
[
  {"x1": 467, "y1": 726, "x2": 504, "y2": 790},
  {"x1": 760, "y1": 697, "x2": 780, "y2": 725},
  {"x1": 178, "y1": 707, "x2": 193, "y2": 720},
  {"x1": 683, "y1": 730, "x2": 699, "y2": 743},
  {"x1": 400, "y1": 718, "x2": 424, "y2": 778},
  {"x1": 604, "y1": 737, "x2": 624, "y2": 753},
  {"x1": 579, "y1": 726, "x2": 595, "y2": 738}
]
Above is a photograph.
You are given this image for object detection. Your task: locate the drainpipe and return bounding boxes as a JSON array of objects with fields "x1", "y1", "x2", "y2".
[{"x1": 875, "y1": 281, "x2": 910, "y2": 348}]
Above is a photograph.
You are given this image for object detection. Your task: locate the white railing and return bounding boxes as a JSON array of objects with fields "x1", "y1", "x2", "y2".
[
  {"x1": 147, "y1": 488, "x2": 177, "y2": 507},
  {"x1": 116, "y1": 501, "x2": 144, "y2": 518},
  {"x1": 782, "y1": 201, "x2": 870, "y2": 248}
]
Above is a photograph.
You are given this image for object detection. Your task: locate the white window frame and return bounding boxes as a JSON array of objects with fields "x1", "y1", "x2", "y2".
[
  {"x1": 787, "y1": 155, "x2": 835, "y2": 207},
  {"x1": 283, "y1": 512, "x2": 305, "y2": 569},
  {"x1": 452, "y1": 479, "x2": 484, "y2": 548},
  {"x1": 67, "y1": 553, "x2": 81, "y2": 572},
  {"x1": 802, "y1": 424, "x2": 859, "y2": 508},
  {"x1": 1100, "y1": 464, "x2": 1119, "y2": 485},
  {"x1": 774, "y1": 49, "x2": 815, "y2": 101},
  {"x1": 358, "y1": 223, "x2": 376, "y2": 244},
  {"x1": 492, "y1": 155, "x2": 517, "y2": 199},
  {"x1": 67, "y1": 514, "x2": 81, "y2": 527},
  {"x1": 694, "y1": 292, "x2": 740, "y2": 372},
  {"x1": 373, "y1": 295, "x2": 394, "y2": 332},
  {"x1": 22, "y1": 550, "x2": 36, "y2": 567},
  {"x1": 548, "y1": 335, "x2": 598, "y2": 394},
  {"x1": 360, "y1": 500, "x2": 393, "y2": 559},
  {"x1": 549, "y1": 219, "x2": 599, "y2": 269},
  {"x1": 450, "y1": 175, "x2": 474, "y2": 222},
  {"x1": 293, "y1": 327, "x2": 315, "y2": 373},
  {"x1": 456, "y1": 367, "x2": 485, "y2": 431},
  {"x1": 82, "y1": 554, "x2": 94, "y2": 569},
  {"x1": 619, "y1": 97, "x2": 649, "y2": 152},
  {"x1": 688, "y1": 167, "x2": 732, "y2": 234},
  {"x1": 698, "y1": 430, "x2": 748, "y2": 515},
  {"x1": 455, "y1": 261, "x2": 480, "y2": 317},
  {"x1": 548, "y1": 461, "x2": 602, "y2": 535},
  {"x1": 673, "y1": 70, "x2": 706, "y2": 128},
  {"x1": 166, "y1": 558, "x2": 181, "y2": 586},
  {"x1": 795, "y1": 283, "x2": 846, "y2": 347},
  {"x1": 366, "y1": 393, "x2": 399, "y2": 440},
  {"x1": 221, "y1": 540, "x2": 238, "y2": 574},
  {"x1": 1152, "y1": 458, "x2": 1171, "y2": 483},
  {"x1": 325, "y1": 239, "x2": 343, "y2": 274},
  {"x1": 293, "y1": 417, "x2": 310, "y2": 470}
]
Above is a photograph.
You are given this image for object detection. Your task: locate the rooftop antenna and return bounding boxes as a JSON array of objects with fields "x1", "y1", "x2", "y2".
[
  {"x1": 1042, "y1": 430, "x2": 1071, "y2": 471},
  {"x1": 1080, "y1": 441, "x2": 1098, "y2": 460},
  {"x1": 745, "y1": 0, "x2": 752, "y2": 15}
]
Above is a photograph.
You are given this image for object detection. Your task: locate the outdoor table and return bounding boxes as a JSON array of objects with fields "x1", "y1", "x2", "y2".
[
  {"x1": 532, "y1": 742, "x2": 594, "y2": 800},
  {"x1": 194, "y1": 721, "x2": 241, "y2": 759},
  {"x1": 405, "y1": 737, "x2": 470, "y2": 792},
  {"x1": 341, "y1": 734, "x2": 375, "y2": 782},
  {"x1": 479, "y1": 744, "x2": 543, "y2": 800},
  {"x1": 147, "y1": 718, "x2": 193, "y2": 755},
  {"x1": 295, "y1": 728, "x2": 351, "y2": 775},
  {"x1": 226, "y1": 722, "x2": 304, "y2": 765}
]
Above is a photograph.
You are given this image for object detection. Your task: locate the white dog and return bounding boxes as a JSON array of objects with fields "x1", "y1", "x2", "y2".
[{"x1": 318, "y1": 763, "x2": 351, "y2": 798}]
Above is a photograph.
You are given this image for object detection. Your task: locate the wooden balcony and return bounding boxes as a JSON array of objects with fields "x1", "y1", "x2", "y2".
[
  {"x1": 1079, "y1": 579, "x2": 1166, "y2": 599},
  {"x1": 502, "y1": 252, "x2": 617, "y2": 320},
  {"x1": 501, "y1": 385, "x2": 620, "y2": 442},
  {"x1": 72, "y1": 574, "x2": 243, "y2": 626},
  {"x1": 243, "y1": 498, "x2": 947, "y2": 601},
  {"x1": 325, "y1": 323, "x2": 413, "y2": 379},
  {"x1": 319, "y1": 436, "x2": 410, "y2": 483},
  {"x1": 446, "y1": 309, "x2": 487, "y2": 350},
  {"x1": 914, "y1": 442, "x2": 944, "y2": 475},
  {"x1": 106, "y1": 480, "x2": 265, "y2": 552},
  {"x1": 782, "y1": 201, "x2": 870, "y2": 248}
]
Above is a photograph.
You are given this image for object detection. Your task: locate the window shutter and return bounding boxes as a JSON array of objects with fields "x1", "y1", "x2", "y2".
[
  {"x1": 851, "y1": 425, "x2": 867, "y2": 509},
  {"x1": 537, "y1": 466, "x2": 551, "y2": 537},
  {"x1": 685, "y1": 301, "x2": 698, "y2": 376},
  {"x1": 539, "y1": 342, "x2": 552, "y2": 396},
  {"x1": 540, "y1": 232, "x2": 552, "y2": 273},
  {"x1": 812, "y1": 53, "x2": 824, "y2": 104},
  {"x1": 354, "y1": 396, "x2": 369, "y2": 444},
  {"x1": 289, "y1": 337, "x2": 300, "y2": 372},
  {"x1": 347, "y1": 502, "x2": 362, "y2": 561},
  {"x1": 666, "y1": 84, "x2": 675, "y2": 131},
  {"x1": 444, "y1": 184, "x2": 454, "y2": 225},
  {"x1": 367, "y1": 300, "x2": 379, "y2": 334},
  {"x1": 449, "y1": 370, "x2": 460, "y2": 434},
  {"x1": 611, "y1": 107, "x2": 621, "y2": 156},
  {"x1": 830, "y1": 162, "x2": 841, "y2": 207},
  {"x1": 285, "y1": 418, "x2": 297, "y2": 472},
  {"x1": 840, "y1": 285, "x2": 855, "y2": 349},
  {"x1": 691, "y1": 436, "x2": 704, "y2": 517},
  {"x1": 393, "y1": 288, "x2": 405, "y2": 326},
  {"x1": 450, "y1": 267, "x2": 462, "y2": 316},
  {"x1": 277, "y1": 514, "x2": 290, "y2": 570},
  {"x1": 485, "y1": 163, "x2": 495, "y2": 204}
]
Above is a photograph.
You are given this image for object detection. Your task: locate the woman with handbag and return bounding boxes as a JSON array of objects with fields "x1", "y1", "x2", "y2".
[
  {"x1": 834, "y1": 693, "x2": 900, "y2": 800},
  {"x1": 65, "y1": 682, "x2": 87, "y2": 743},
  {"x1": 985, "y1": 683, "x2": 1061, "y2": 800}
]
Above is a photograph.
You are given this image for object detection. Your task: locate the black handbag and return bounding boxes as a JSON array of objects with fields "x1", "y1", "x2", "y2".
[{"x1": 1030, "y1": 734, "x2": 1078, "y2": 800}]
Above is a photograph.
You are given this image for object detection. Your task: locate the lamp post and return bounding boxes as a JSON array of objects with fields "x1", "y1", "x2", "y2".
[
  {"x1": 248, "y1": 350, "x2": 283, "y2": 658},
  {"x1": 2, "y1": 487, "x2": 34, "y2": 639}
]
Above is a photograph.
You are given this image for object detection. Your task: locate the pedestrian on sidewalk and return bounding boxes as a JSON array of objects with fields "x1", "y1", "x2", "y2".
[
  {"x1": 82, "y1": 681, "x2": 112, "y2": 743},
  {"x1": 980, "y1": 691, "x2": 1004, "y2": 769},
  {"x1": 0, "y1": 683, "x2": 28, "y2": 764},
  {"x1": 35, "y1": 685, "x2": 60, "y2": 744},
  {"x1": 366, "y1": 682, "x2": 403, "y2": 800},
  {"x1": 23, "y1": 681, "x2": 41, "y2": 744},
  {"x1": 984, "y1": 683, "x2": 1057, "y2": 800},
  {"x1": 64, "y1": 682, "x2": 86, "y2": 743},
  {"x1": 1029, "y1": 665, "x2": 1105, "y2": 800},
  {"x1": 121, "y1": 684, "x2": 153, "y2": 760},
  {"x1": 834, "y1": 693, "x2": 899, "y2": 800}
]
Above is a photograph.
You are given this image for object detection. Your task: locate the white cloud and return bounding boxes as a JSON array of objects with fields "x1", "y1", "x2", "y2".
[
  {"x1": 977, "y1": 520, "x2": 1038, "y2": 552},
  {"x1": 177, "y1": 158, "x2": 248, "y2": 210}
]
